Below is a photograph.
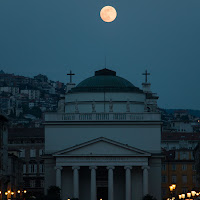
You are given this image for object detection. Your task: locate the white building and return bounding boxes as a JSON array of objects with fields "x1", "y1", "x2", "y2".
[
  {"x1": 20, "y1": 89, "x2": 40, "y2": 100},
  {"x1": 44, "y1": 68, "x2": 162, "y2": 200}
]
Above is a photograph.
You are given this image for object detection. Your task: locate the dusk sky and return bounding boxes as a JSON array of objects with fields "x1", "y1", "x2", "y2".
[{"x1": 0, "y1": 0, "x2": 200, "y2": 110}]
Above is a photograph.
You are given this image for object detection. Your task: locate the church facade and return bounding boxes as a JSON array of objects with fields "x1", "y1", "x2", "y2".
[{"x1": 44, "y1": 68, "x2": 162, "y2": 200}]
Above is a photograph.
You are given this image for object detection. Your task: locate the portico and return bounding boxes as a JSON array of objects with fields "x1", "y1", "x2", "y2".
[{"x1": 52, "y1": 137, "x2": 151, "y2": 200}]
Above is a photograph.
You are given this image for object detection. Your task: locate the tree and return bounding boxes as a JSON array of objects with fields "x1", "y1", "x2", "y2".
[
  {"x1": 45, "y1": 186, "x2": 61, "y2": 200},
  {"x1": 143, "y1": 194, "x2": 157, "y2": 200}
]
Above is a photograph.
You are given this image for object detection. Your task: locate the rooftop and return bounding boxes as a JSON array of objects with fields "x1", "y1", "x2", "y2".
[{"x1": 70, "y1": 68, "x2": 144, "y2": 93}]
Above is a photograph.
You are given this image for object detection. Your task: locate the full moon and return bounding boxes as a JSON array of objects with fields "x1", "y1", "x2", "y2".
[{"x1": 100, "y1": 6, "x2": 117, "y2": 23}]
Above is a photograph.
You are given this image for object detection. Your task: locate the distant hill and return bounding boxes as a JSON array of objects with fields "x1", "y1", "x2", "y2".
[{"x1": 164, "y1": 109, "x2": 200, "y2": 117}]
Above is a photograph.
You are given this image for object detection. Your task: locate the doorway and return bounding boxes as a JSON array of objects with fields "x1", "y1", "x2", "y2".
[{"x1": 97, "y1": 187, "x2": 108, "y2": 200}]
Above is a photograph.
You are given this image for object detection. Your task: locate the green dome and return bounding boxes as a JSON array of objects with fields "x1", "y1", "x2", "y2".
[
  {"x1": 70, "y1": 68, "x2": 143, "y2": 93},
  {"x1": 77, "y1": 75, "x2": 134, "y2": 88}
]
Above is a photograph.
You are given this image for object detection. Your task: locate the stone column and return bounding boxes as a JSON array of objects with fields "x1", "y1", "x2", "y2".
[
  {"x1": 124, "y1": 166, "x2": 132, "y2": 200},
  {"x1": 89, "y1": 166, "x2": 97, "y2": 200},
  {"x1": 107, "y1": 166, "x2": 115, "y2": 200},
  {"x1": 142, "y1": 166, "x2": 150, "y2": 196},
  {"x1": 72, "y1": 166, "x2": 80, "y2": 199},
  {"x1": 55, "y1": 166, "x2": 63, "y2": 189}
]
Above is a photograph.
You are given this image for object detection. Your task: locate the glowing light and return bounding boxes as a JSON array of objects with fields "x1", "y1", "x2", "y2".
[
  {"x1": 17, "y1": 190, "x2": 20, "y2": 194},
  {"x1": 100, "y1": 6, "x2": 117, "y2": 23},
  {"x1": 5, "y1": 192, "x2": 8, "y2": 195},
  {"x1": 24, "y1": 190, "x2": 27, "y2": 193},
  {"x1": 181, "y1": 194, "x2": 185, "y2": 199},
  {"x1": 172, "y1": 184, "x2": 176, "y2": 190},
  {"x1": 11, "y1": 192, "x2": 14, "y2": 195}
]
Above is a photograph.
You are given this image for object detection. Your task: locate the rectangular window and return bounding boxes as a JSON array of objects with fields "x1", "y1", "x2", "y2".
[
  {"x1": 182, "y1": 188, "x2": 188, "y2": 193},
  {"x1": 39, "y1": 149, "x2": 44, "y2": 156},
  {"x1": 23, "y1": 164, "x2": 26, "y2": 173},
  {"x1": 192, "y1": 165, "x2": 196, "y2": 171},
  {"x1": 29, "y1": 164, "x2": 37, "y2": 173},
  {"x1": 172, "y1": 164, "x2": 176, "y2": 171},
  {"x1": 30, "y1": 149, "x2": 36, "y2": 157},
  {"x1": 19, "y1": 149, "x2": 25, "y2": 157},
  {"x1": 182, "y1": 164, "x2": 187, "y2": 171},
  {"x1": 162, "y1": 175, "x2": 167, "y2": 183},
  {"x1": 182, "y1": 175, "x2": 187, "y2": 183},
  {"x1": 41, "y1": 180, "x2": 44, "y2": 188},
  {"x1": 162, "y1": 188, "x2": 166, "y2": 196},
  {"x1": 39, "y1": 164, "x2": 44, "y2": 173},
  {"x1": 172, "y1": 175, "x2": 177, "y2": 183},
  {"x1": 193, "y1": 176, "x2": 196, "y2": 184},
  {"x1": 30, "y1": 180, "x2": 35, "y2": 188},
  {"x1": 162, "y1": 164, "x2": 166, "y2": 171}
]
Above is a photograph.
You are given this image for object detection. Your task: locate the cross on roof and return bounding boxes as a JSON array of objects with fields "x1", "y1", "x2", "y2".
[
  {"x1": 142, "y1": 70, "x2": 150, "y2": 83},
  {"x1": 67, "y1": 70, "x2": 75, "y2": 83}
]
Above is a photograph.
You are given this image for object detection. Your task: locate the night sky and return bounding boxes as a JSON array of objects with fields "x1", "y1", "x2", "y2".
[{"x1": 0, "y1": 0, "x2": 199, "y2": 109}]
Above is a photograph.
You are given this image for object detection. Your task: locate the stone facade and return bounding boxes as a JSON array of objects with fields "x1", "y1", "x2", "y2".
[{"x1": 8, "y1": 128, "x2": 45, "y2": 197}]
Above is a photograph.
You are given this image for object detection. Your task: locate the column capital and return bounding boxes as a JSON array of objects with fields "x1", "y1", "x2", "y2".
[
  {"x1": 142, "y1": 166, "x2": 150, "y2": 170},
  {"x1": 72, "y1": 166, "x2": 80, "y2": 170},
  {"x1": 89, "y1": 166, "x2": 98, "y2": 170},
  {"x1": 124, "y1": 166, "x2": 132, "y2": 170},
  {"x1": 107, "y1": 166, "x2": 115, "y2": 170},
  {"x1": 54, "y1": 166, "x2": 63, "y2": 170}
]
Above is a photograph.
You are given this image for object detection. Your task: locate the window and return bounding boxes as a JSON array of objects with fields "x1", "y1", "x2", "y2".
[
  {"x1": 29, "y1": 163, "x2": 37, "y2": 173},
  {"x1": 23, "y1": 164, "x2": 26, "y2": 173},
  {"x1": 162, "y1": 188, "x2": 166, "y2": 196},
  {"x1": 41, "y1": 180, "x2": 44, "y2": 188},
  {"x1": 192, "y1": 165, "x2": 196, "y2": 171},
  {"x1": 162, "y1": 176, "x2": 167, "y2": 183},
  {"x1": 182, "y1": 164, "x2": 187, "y2": 171},
  {"x1": 182, "y1": 175, "x2": 187, "y2": 183},
  {"x1": 30, "y1": 180, "x2": 35, "y2": 188},
  {"x1": 182, "y1": 188, "x2": 188, "y2": 193},
  {"x1": 193, "y1": 176, "x2": 196, "y2": 183},
  {"x1": 162, "y1": 164, "x2": 166, "y2": 171},
  {"x1": 39, "y1": 149, "x2": 44, "y2": 156},
  {"x1": 19, "y1": 149, "x2": 25, "y2": 157},
  {"x1": 172, "y1": 164, "x2": 176, "y2": 171},
  {"x1": 172, "y1": 175, "x2": 177, "y2": 183},
  {"x1": 30, "y1": 149, "x2": 36, "y2": 157},
  {"x1": 39, "y1": 164, "x2": 44, "y2": 173}
]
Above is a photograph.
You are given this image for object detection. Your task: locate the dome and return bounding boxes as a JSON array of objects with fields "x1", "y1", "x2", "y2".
[{"x1": 70, "y1": 68, "x2": 143, "y2": 93}]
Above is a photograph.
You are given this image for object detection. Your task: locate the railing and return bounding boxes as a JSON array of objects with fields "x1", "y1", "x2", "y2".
[{"x1": 45, "y1": 112, "x2": 161, "y2": 121}]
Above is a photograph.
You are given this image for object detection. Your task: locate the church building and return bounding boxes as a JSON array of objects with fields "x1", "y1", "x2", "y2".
[{"x1": 44, "y1": 68, "x2": 162, "y2": 200}]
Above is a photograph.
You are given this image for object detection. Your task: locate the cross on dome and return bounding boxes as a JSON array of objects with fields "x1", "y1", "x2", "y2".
[
  {"x1": 67, "y1": 70, "x2": 75, "y2": 83},
  {"x1": 142, "y1": 70, "x2": 150, "y2": 83}
]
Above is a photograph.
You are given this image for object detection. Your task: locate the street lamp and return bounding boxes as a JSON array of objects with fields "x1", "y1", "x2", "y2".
[
  {"x1": 191, "y1": 190, "x2": 196, "y2": 198},
  {"x1": 172, "y1": 184, "x2": 176, "y2": 190},
  {"x1": 181, "y1": 193, "x2": 185, "y2": 200},
  {"x1": 187, "y1": 192, "x2": 191, "y2": 199}
]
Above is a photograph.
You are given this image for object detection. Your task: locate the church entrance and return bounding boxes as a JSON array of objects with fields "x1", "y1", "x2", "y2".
[{"x1": 97, "y1": 187, "x2": 108, "y2": 200}]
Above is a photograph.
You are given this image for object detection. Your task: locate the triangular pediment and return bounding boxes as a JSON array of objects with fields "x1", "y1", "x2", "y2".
[{"x1": 53, "y1": 137, "x2": 151, "y2": 157}]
